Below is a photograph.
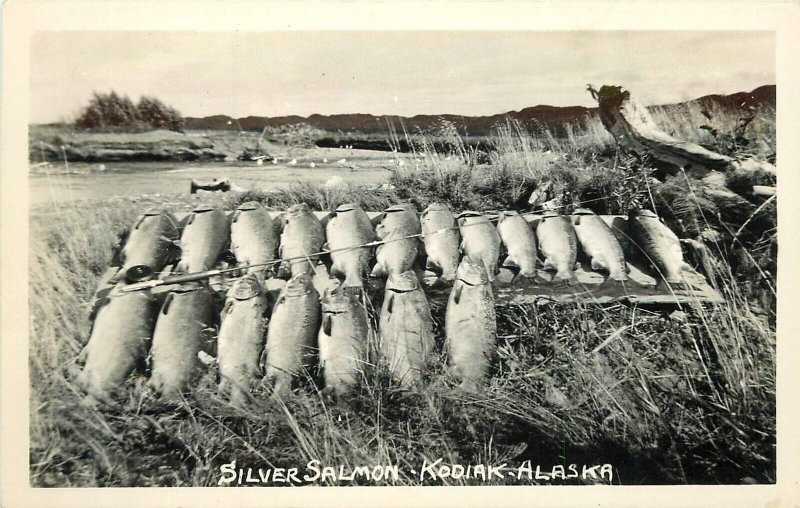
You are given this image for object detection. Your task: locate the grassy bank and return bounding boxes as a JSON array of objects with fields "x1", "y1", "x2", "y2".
[{"x1": 30, "y1": 101, "x2": 776, "y2": 486}]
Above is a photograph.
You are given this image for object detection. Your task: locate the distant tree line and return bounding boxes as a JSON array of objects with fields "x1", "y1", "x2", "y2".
[{"x1": 75, "y1": 91, "x2": 185, "y2": 132}]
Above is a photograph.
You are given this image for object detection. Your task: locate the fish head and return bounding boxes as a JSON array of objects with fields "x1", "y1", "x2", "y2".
[
  {"x1": 422, "y1": 202, "x2": 449, "y2": 215},
  {"x1": 457, "y1": 256, "x2": 489, "y2": 286},
  {"x1": 629, "y1": 208, "x2": 659, "y2": 220},
  {"x1": 284, "y1": 272, "x2": 314, "y2": 297},
  {"x1": 321, "y1": 287, "x2": 356, "y2": 313},
  {"x1": 230, "y1": 274, "x2": 263, "y2": 301},
  {"x1": 288, "y1": 203, "x2": 312, "y2": 216},
  {"x1": 192, "y1": 204, "x2": 217, "y2": 214},
  {"x1": 334, "y1": 203, "x2": 359, "y2": 214},
  {"x1": 236, "y1": 201, "x2": 261, "y2": 212},
  {"x1": 133, "y1": 208, "x2": 165, "y2": 229},
  {"x1": 497, "y1": 210, "x2": 519, "y2": 224},
  {"x1": 386, "y1": 270, "x2": 420, "y2": 293},
  {"x1": 456, "y1": 210, "x2": 484, "y2": 226},
  {"x1": 386, "y1": 202, "x2": 417, "y2": 213}
]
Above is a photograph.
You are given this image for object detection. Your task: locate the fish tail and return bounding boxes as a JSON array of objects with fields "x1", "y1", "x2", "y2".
[
  {"x1": 228, "y1": 388, "x2": 251, "y2": 409},
  {"x1": 425, "y1": 257, "x2": 442, "y2": 275},
  {"x1": 502, "y1": 255, "x2": 519, "y2": 268},
  {"x1": 370, "y1": 262, "x2": 386, "y2": 278}
]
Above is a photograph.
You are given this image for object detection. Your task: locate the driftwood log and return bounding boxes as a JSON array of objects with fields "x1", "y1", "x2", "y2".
[
  {"x1": 590, "y1": 85, "x2": 776, "y2": 193},
  {"x1": 190, "y1": 178, "x2": 247, "y2": 194}
]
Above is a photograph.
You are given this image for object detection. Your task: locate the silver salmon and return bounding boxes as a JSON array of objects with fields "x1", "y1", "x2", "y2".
[
  {"x1": 317, "y1": 288, "x2": 369, "y2": 397},
  {"x1": 457, "y1": 211, "x2": 501, "y2": 282},
  {"x1": 420, "y1": 203, "x2": 460, "y2": 282},
  {"x1": 118, "y1": 209, "x2": 181, "y2": 282},
  {"x1": 496, "y1": 211, "x2": 538, "y2": 279},
  {"x1": 176, "y1": 205, "x2": 230, "y2": 274},
  {"x1": 148, "y1": 284, "x2": 216, "y2": 400},
  {"x1": 628, "y1": 209, "x2": 690, "y2": 284},
  {"x1": 535, "y1": 211, "x2": 578, "y2": 282},
  {"x1": 326, "y1": 203, "x2": 376, "y2": 288},
  {"x1": 378, "y1": 271, "x2": 434, "y2": 388},
  {"x1": 76, "y1": 287, "x2": 157, "y2": 407},
  {"x1": 217, "y1": 275, "x2": 269, "y2": 407},
  {"x1": 264, "y1": 272, "x2": 321, "y2": 398},
  {"x1": 445, "y1": 256, "x2": 496, "y2": 391},
  {"x1": 372, "y1": 203, "x2": 421, "y2": 278},
  {"x1": 230, "y1": 202, "x2": 278, "y2": 283},
  {"x1": 572, "y1": 208, "x2": 629, "y2": 282},
  {"x1": 277, "y1": 203, "x2": 326, "y2": 279}
]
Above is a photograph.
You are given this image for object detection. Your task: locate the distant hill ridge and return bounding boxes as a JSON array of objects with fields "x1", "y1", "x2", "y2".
[{"x1": 184, "y1": 85, "x2": 775, "y2": 135}]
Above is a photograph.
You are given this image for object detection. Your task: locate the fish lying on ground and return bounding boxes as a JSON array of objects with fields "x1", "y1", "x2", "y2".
[
  {"x1": 379, "y1": 271, "x2": 434, "y2": 388},
  {"x1": 571, "y1": 208, "x2": 630, "y2": 284},
  {"x1": 420, "y1": 203, "x2": 460, "y2": 282},
  {"x1": 445, "y1": 256, "x2": 496, "y2": 391},
  {"x1": 536, "y1": 211, "x2": 578, "y2": 283},
  {"x1": 75, "y1": 287, "x2": 157, "y2": 407},
  {"x1": 496, "y1": 211, "x2": 538, "y2": 282},
  {"x1": 372, "y1": 203, "x2": 421, "y2": 278},
  {"x1": 276, "y1": 203, "x2": 326, "y2": 279},
  {"x1": 628, "y1": 208, "x2": 691, "y2": 285},
  {"x1": 457, "y1": 211, "x2": 501, "y2": 283},
  {"x1": 318, "y1": 288, "x2": 369, "y2": 397},
  {"x1": 114, "y1": 209, "x2": 181, "y2": 282},
  {"x1": 325, "y1": 203, "x2": 376, "y2": 289},
  {"x1": 230, "y1": 202, "x2": 278, "y2": 283},
  {"x1": 217, "y1": 275, "x2": 269, "y2": 407},
  {"x1": 264, "y1": 272, "x2": 321, "y2": 398},
  {"x1": 175, "y1": 205, "x2": 230, "y2": 274},
  {"x1": 148, "y1": 283, "x2": 216, "y2": 400}
]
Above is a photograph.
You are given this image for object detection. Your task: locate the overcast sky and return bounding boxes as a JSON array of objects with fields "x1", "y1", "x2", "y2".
[{"x1": 30, "y1": 31, "x2": 774, "y2": 123}]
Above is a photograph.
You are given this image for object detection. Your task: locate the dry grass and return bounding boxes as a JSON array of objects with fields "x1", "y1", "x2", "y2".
[{"x1": 29, "y1": 104, "x2": 776, "y2": 486}]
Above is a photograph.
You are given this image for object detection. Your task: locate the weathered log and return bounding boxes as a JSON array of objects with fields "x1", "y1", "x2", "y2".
[{"x1": 590, "y1": 85, "x2": 776, "y2": 178}]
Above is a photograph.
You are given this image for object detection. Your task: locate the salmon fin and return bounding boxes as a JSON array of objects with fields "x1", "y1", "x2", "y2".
[
  {"x1": 222, "y1": 300, "x2": 234, "y2": 315},
  {"x1": 231, "y1": 209, "x2": 242, "y2": 223},
  {"x1": 75, "y1": 346, "x2": 89, "y2": 367},
  {"x1": 110, "y1": 229, "x2": 129, "y2": 267},
  {"x1": 160, "y1": 292, "x2": 174, "y2": 315},
  {"x1": 590, "y1": 258, "x2": 605, "y2": 272},
  {"x1": 453, "y1": 282, "x2": 463, "y2": 304},
  {"x1": 186, "y1": 213, "x2": 195, "y2": 226},
  {"x1": 572, "y1": 215, "x2": 581, "y2": 226},
  {"x1": 322, "y1": 315, "x2": 333, "y2": 336},
  {"x1": 385, "y1": 292, "x2": 395, "y2": 314},
  {"x1": 681, "y1": 262, "x2": 693, "y2": 273}
]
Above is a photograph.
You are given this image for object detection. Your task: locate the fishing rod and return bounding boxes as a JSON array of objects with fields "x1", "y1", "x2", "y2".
[{"x1": 120, "y1": 193, "x2": 619, "y2": 293}]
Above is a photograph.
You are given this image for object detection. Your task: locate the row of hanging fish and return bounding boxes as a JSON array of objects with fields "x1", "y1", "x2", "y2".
[
  {"x1": 108, "y1": 199, "x2": 691, "y2": 291},
  {"x1": 75, "y1": 201, "x2": 690, "y2": 407},
  {"x1": 75, "y1": 257, "x2": 497, "y2": 408}
]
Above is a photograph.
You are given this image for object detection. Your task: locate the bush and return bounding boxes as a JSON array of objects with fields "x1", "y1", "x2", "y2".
[{"x1": 75, "y1": 91, "x2": 185, "y2": 132}]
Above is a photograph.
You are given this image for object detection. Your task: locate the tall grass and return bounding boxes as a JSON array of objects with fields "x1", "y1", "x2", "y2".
[{"x1": 30, "y1": 105, "x2": 776, "y2": 486}]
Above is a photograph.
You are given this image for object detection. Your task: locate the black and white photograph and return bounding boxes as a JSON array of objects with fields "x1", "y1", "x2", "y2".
[{"x1": 3, "y1": 1, "x2": 800, "y2": 506}]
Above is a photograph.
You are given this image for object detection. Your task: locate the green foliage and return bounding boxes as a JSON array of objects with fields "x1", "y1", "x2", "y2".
[{"x1": 75, "y1": 91, "x2": 185, "y2": 132}]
